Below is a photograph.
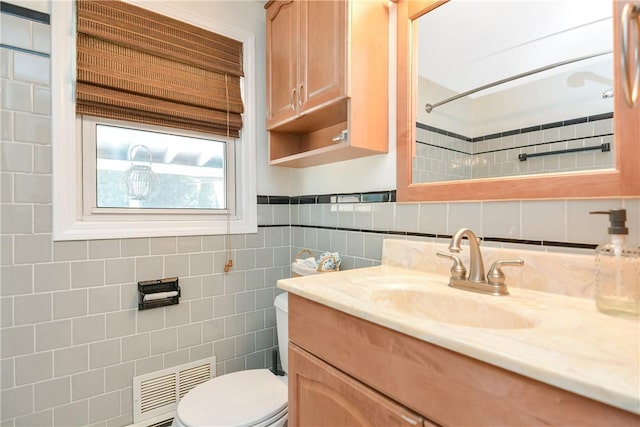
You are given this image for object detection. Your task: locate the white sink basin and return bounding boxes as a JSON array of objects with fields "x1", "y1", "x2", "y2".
[{"x1": 371, "y1": 287, "x2": 536, "y2": 329}]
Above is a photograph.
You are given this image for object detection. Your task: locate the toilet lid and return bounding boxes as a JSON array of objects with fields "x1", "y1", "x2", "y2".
[{"x1": 176, "y1": 369, "x2": 287, "y2": 427}]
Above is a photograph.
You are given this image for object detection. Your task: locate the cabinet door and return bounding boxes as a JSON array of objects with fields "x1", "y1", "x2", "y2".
[
  {"x1": 298, "y1": 0, "x2": 347, "y2": 114},
  {"x1": 266, "y1": 0, "x2": 298, "y2": 128},
  {"x1": 289, "y1": 343, "x2": 425, "y2": 427}
]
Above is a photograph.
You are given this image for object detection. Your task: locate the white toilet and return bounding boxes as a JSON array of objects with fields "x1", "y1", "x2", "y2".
[{"x1": 172, "y1": 292, "x2": 289, "y2": 427}]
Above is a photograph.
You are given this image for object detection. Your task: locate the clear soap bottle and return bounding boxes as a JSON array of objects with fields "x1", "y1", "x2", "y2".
[{"x1": 590, "y1": 210, "x2": 640, "y2": 317}]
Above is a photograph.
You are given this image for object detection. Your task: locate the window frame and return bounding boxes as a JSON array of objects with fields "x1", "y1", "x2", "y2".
[
  {"x1": 81, "y1": 115, "x2": 236, "y2": 217},
  {"x1": 52, "y1": 0, "x2": 257, "y2": 241}
]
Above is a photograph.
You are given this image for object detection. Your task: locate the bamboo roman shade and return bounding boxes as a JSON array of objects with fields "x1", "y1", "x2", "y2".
[{"x1": 76, "y1": 0, "x2": 244, "y2": 137}]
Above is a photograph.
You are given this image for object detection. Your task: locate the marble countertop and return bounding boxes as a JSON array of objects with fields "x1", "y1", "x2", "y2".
[{"x1": 277, "y1": 264, "x2": 640, "y2": 414}]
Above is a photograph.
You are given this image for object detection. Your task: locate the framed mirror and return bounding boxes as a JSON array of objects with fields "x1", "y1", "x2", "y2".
[{"x1": 396, "y1": 0, "x2": 639, "y2": 202}]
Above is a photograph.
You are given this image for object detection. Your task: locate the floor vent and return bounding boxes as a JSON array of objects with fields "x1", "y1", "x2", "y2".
[{"x1": 132, "y1": 356, "x2": 216, "y2": 426}]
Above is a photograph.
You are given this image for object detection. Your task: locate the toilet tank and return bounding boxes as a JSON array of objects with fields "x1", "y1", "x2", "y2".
[{"x1": 273, "y1": 292, "x2": 289, "y2": 373}]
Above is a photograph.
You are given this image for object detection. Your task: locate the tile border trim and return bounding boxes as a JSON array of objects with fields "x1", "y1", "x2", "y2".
[
  {"x1": 416, "y1": 112, "x2": 614, "y2": 143},
  {"x1": 257, "y1": 191, "x2": 397, "y2": 205},
  {"x1": 1, "y1": 2, "x2": 50, "y2": 24}
]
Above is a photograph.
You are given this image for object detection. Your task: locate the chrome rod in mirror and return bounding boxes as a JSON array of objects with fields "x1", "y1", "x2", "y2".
[{"x1": 425, "y1": 51, "x2": 612, "y2": 113}]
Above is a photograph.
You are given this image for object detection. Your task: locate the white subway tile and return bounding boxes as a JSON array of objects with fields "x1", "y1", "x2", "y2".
[
  {"x1": 1, "y1": 203, "x2": 32, "y2": 233},
  {"x1": 165, "y1": 301, "x2": 190, "y2": 328},
  {"x1": 14, "y1": 293, "x2": 51, "y2": 325},
  {"x1": 53, "y1": 241, "x2": 87, "y2": 262},
  {"x1": 34, "y1": 262, "x2": 69, "y2": 292},
  {"x1": 448, "y1": 202, "x2": 482, "y2": 234},
  {"x1": 0, "y1": 358, "x2": 13, "y2": 390},
  {"x1": 35, "y1": 319, "x2": 71, "y2": 351},
  {"x1": 0, "y1": 49, "x2": 12, "y2": 79},
  {"x1": 394, "y1": 203, "x2": 418, "y2": 232},
  {"x1": 34, "y1": 377, "x2": 69, "y2": 412},
  {"x1": 136, "y1": 306, "x2": 163, "y2": 333},
  {"x1": 88, "y1": 286, "x2": 120, "y2": 314},
  {"x1": 71, "y1": 369, "x2": 104, "y2": 400},
  {"x1": 135, "y1": 256, "x2": 163, "y2": 281},
  {"x1": 1, "y1": 297, "x2": 12, "y2": 328},
  {"x1": 522, "y1": 200, "x2": 566, "y2": 241},
  {"x1": 177, "y1": 323, "x2": 201, "y2": 349},
  {"x1": 13, "y1": 52, "x2": 49, "y2": 86},
  {"x1": 213, "y1": 338, "x2": 234, "y2": 362},
  {"x1": 14, "y1": 173, "x2": 51, "y2": 203},
  {"x1": 120, "y1": 282, "x2": 137, "y2": 310},
  {"x1": 257, "y1": 204, "x2": 273, "y2": 226},
  {"x1": 104, "y1": 362, "x2": 134, "y2": 392},
  {"x1": 89, "y1": 391, "x2": 120, "y2": 424},
  {"x1": 1, "y1": 79, "x2": 32, "y2": 112},
  {"x1": 135, "y1": 355, "x2": 163, "y2": 376},
  {"x1": 179, "y1": 276, "x2": 202, "y2": 300},
  {"x1": 150, "y1": 237, "x2": 176, "y2": 255},
  {"x1": 89, "y1": 339, "x2": 121, "y2": 369},
  {"x1": 105, "y1": 258, "x2": 134, "y2": 285},
  {"x1": 54, "y1": 401, "x2": 89, "y2": 427},
  {"x1": 54, "y1": 345, "x2": 88, "y2": 377},
  {"x1": 483, "y1": 201, "x2": 521, "y2": 239},
  {"x1": 105, "y1": 310, "x2": 135, "y2": 339},
  {"x1": 33, "y1": 203, "x2": 51, "y2": 233},
  {"x1": 120, "y1": 238, "x2": 148, "y2": 257},
  {"x1": 178, "y1": 236, "x2": 201, "y2": 253},
  {"x1": 1, "y1": 141, "x2": 32, "y2": 173},
  {"x1": 15, "y1": 409, "x2": 52, "y2": 427},
  {"x1": 149, "y1": 328, "x2": 177, "y2": 355},
  {"x1": 371, "y1": 203, "x2": 394, "y2": 231},
  {"x1": 1, "y1": 325, "x2": 34, "y2": 357},
  {"x1": 164, "y1": 254, "x2": 189, "y2": 277},
  {"x1": 1, "y1": 384, "x2": 33, "y2": 419},
  {"x1": 88, "y1": 239, "x2": 120, "y2": 259},
  {"x1": 52, "y1": 289, "x2": 87, "y2": 320},
  {"x1": 14, "y1": 112, "x2": 50, "y2": 144},
  {"x1": 15, "y1": 351, "x2": 52, "y2": 385},
  {"x1": 33, "y1": 86, "x2": 50, "y2": 115},
  {"x1": 0, "y1": 14, "x2": 30, "y2": 50},
  {"x1": 70, "y1": 260, "x2": 105, "y2": 288},
  {"x1": 122, "y1": 334, "x2": 150, "y2": 362},
  {"x1": 72, "y1": 314, "x2": 105, "y2": 345},
  {"x1": 31, "y1": 22, "x2": 51, "y2": 54}
]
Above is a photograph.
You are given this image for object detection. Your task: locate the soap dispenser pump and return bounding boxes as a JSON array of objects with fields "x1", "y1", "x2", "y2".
[{"x1": 590, "y1": 209, "x2": 640, "y2": 317}]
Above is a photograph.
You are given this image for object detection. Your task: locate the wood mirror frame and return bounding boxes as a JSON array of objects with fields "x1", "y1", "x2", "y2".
[{"x1": 396, "y1": 0, "x2": 640, "y2": 202}]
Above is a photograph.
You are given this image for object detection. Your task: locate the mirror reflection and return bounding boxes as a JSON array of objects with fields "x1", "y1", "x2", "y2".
[{"x1": 413, "y1": 0, "x2": 615, "y2": 184}]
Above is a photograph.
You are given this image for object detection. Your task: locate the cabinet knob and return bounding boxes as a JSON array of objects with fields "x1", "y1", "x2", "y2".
[{"x1": 298, "y1": 83, "x2": 305, "y2": 108}]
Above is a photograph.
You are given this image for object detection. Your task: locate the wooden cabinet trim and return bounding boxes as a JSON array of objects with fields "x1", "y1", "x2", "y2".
[{"x1": 289, "y1": 294, "x2": 640, "y2": 426}]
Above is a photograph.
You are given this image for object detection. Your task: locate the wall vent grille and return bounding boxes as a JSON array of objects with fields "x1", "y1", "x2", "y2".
[{"x1": 132, "y1": 356, "x2": 216, "y2": 425}]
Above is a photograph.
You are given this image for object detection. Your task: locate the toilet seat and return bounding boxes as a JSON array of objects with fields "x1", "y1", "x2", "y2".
[{"x1": 173, "y1": 369, "x2": 288, "y2": 427}]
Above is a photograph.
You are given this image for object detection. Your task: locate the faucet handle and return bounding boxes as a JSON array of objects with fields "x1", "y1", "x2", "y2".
[
  {"x1": 436, "y1": 251, "x2": 467, "y2": 280},
  {"x1": 487, "y1": 259, "x2": 524, "y2": 286}
]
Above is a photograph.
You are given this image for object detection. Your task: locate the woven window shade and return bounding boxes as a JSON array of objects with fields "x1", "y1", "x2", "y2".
[{"x1": 76, "y1": 0, "x2": 244, "y2": 137}]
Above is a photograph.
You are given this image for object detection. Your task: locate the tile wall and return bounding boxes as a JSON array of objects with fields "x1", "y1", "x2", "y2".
[
  {"x1": 0, "y1": 7, "x2": 289, "y2": 426},
  {"x1": 2, "y1": 4, "x2": 639, "y2": 427},
  {"x1": 414, "y1": 114, "x2": 615, "y2": 183}
]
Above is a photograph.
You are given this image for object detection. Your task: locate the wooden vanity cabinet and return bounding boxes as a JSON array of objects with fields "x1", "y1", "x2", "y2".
[
  {"x1": 265, "y1": 0, "x2": 388, "y2": 167},
  {"x1": 289, "y1": 344, "x2": 429, "y2": 426},
  {"x1": 287, "y1": 294, "x2": 640, "y2": 426}
]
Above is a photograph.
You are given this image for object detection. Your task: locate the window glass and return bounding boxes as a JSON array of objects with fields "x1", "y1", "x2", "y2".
[{"x1": 95, "y1": 124, "x2": 227, "y2": 210}]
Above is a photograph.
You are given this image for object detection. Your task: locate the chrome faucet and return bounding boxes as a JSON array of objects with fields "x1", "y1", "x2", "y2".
[{"x1": 437, "y1": 228, "x2": 524, "y2": 296}]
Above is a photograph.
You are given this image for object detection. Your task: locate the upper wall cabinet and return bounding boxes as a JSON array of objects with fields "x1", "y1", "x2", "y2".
[{"x1": 265, "y1": 0, "x2": 389, "y2": 167}]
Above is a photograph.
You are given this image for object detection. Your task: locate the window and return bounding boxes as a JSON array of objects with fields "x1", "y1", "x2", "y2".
[
  {"x1": 83, "y1": 116, "x2": 234, "y2": 211},
  {"x1": 52, "y1": 1, "x2": 257, "y2": 240}
]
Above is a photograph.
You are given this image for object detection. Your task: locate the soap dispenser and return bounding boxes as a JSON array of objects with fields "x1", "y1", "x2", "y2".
[{"x1": 590, "y1": 209, "x2": 640, "y2": 317}]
